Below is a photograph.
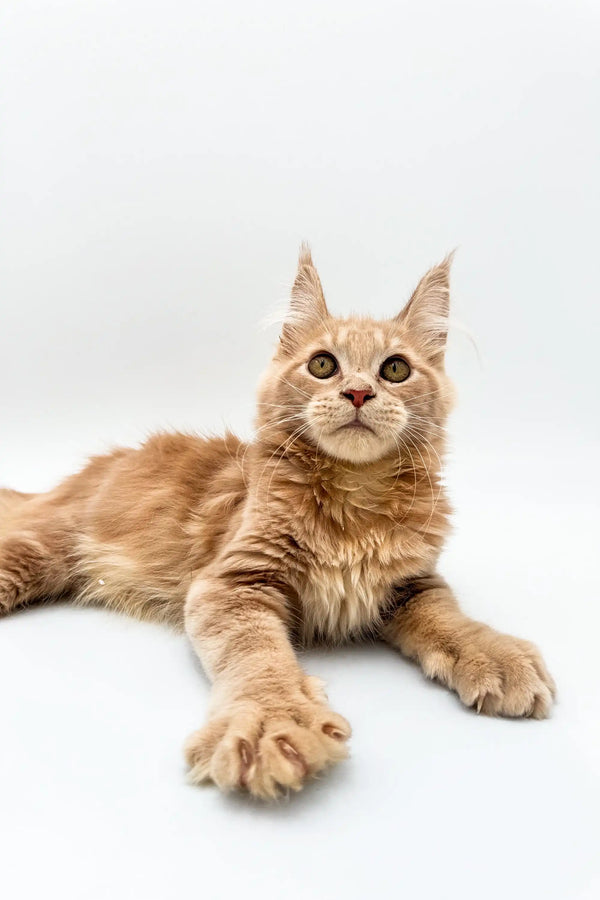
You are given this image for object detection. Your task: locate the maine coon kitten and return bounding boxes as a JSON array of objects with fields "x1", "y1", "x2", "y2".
[{"x1": 0, "y1": 247, "x2": 555, "y2": 798}]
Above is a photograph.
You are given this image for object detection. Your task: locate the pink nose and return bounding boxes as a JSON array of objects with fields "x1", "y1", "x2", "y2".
[{"x1": 342, "y1": 389, "x2": 375, "y2": 408}]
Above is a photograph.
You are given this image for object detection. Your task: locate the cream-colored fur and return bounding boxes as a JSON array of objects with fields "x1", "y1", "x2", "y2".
[{"x1": 0, "y1": 246, "x2": 555, "y2": 799}]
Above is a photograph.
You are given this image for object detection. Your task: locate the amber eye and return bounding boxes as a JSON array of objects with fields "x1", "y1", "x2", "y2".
[
  {"x1": 308, "y1": 353, "x2": 338, "y2": 379},
  {"x1": 380, "y1": 356, "x2": 410, "y2": 383}
]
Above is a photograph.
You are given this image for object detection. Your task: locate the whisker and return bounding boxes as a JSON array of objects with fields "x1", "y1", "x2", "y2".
[
  {"x1": 280, "y1": 377, "x2": 313, "y2": 400},
  {"x1": 402, "y1": 430, "x2": 444, "y2": 536},
  {"x1": 254, "y1": 413, "x2": 305, "y2": 434},
  {"x1": 404, "y1": 386, "x2": 450, "y2": 403},
  {"x1": 256, "y1": 402, "x2": 305, "y2": 411},
  {"x1": 406, "y1": 412, "x2": 447, "y2": 432},
  {"x1": 262, "y1": 421, "x2": 314, "y2": 507}
]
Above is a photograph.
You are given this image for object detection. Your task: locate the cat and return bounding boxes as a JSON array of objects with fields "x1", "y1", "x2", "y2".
[{"x1": 0, "y1": 246, "x2": 555, "y2": 799}]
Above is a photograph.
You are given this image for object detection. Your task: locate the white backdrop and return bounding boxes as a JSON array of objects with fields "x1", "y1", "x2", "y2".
[{"x1": 1, "y1": 2, "x2": 599, "y2": 899}]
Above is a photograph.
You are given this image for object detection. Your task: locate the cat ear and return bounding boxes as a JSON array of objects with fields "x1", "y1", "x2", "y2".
[
  {"x1": 280, "y1": 244, "x2": 329, "y2": 351},
  {"x1": 396, "y1": 252, "x2": 454, "y2": 362}
]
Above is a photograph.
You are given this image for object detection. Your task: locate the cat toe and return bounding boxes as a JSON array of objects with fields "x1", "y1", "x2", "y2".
[{"x1": 185, "y1": 697, "x2": 351, "y2": 799}]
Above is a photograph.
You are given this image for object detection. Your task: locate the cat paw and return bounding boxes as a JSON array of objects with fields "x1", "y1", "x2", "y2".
[
  {"x1": 422, "y1": 629, "x2": 556, "y2": 719},
  {"x1": 184, "y1": 677, "x2": 351, "y2": 799}
]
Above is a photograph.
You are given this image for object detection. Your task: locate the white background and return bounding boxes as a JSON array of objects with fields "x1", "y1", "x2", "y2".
[{"x1": 1, "y1": 1, "x2": 599, "y2": 898}]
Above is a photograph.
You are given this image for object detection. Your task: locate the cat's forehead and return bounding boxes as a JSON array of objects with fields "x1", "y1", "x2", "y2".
[{"x1": 322, "y1": 317, "x2": 402, "y2": 365}]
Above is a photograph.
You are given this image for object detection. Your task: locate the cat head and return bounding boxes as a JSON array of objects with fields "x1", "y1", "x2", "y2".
[{"x1": 256, "y1": 245, "x2": 455, "y2": 465}]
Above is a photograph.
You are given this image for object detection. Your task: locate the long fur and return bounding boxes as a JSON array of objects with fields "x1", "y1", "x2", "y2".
[{"x1": 0, "y1": 247, "x2": 555, "y2": 799}]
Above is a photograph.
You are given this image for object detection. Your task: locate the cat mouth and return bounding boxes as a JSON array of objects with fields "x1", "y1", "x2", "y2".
[{"x1": 337, "y1": 419, "x2": 375, "y2": 434}]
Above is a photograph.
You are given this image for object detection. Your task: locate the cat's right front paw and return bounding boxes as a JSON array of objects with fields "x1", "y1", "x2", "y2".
[{"x1": 184, "y1": 678, "x2": 351, "y2": 799}]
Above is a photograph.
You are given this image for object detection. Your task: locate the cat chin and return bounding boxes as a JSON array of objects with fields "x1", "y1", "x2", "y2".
[{"x1": 313, "y1": 429, "x2": 394, "y2": 465}]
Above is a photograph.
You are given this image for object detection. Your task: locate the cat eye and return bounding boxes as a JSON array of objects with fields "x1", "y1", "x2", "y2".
[
  {"x1": 308, "y1": 353, "x2": 338, "y2": 379},
  {"x1": 380, "y1": 356, "x2": 411, "y2": 383}
]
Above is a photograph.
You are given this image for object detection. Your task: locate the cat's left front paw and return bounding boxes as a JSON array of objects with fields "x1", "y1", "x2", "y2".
[{"x1": 423, "y1": 628, "x2": 556, "y2": 718}]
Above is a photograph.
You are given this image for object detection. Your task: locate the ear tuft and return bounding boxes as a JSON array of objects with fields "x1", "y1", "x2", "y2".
[
  {"x1": 280, "y1": 243, "x2": 329, "y2": 351},
  {"x1": 397, "y1": 251, "x2": 455, "y2": 361}
]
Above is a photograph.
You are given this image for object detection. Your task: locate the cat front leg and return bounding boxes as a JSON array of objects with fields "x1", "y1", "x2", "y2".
[
  {"x1": 381, "y1": 575, "x2": 556, "y2": 718},
  {"x1": 183, "y1": 571, "x2": 350, "y2": 798}
]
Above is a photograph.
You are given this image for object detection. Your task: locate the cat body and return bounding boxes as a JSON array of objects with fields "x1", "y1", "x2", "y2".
[
  {"x1": 0, "y1": 247, "x2": 555, "y2": 799},
  {"x1": 2, "y1": 428, "x2": 446, "y2": 643}
]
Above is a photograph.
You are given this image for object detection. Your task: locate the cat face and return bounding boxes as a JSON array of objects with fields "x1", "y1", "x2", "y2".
[{"x1": 256, "y1": 246, "x2": 454, "y2": 465}]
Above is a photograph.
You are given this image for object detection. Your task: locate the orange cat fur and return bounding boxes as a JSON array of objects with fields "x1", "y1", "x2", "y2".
[{"x1": 0, "y1": 247, "x2": 555, "y2": 798}]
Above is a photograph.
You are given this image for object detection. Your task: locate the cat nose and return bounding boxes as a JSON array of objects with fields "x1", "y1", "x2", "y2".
[{"x1": 342, "y1": 389, "x2": 375, "y2": 408}]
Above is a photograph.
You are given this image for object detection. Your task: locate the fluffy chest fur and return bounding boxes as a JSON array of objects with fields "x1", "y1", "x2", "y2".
[
  {"x1": 262, "y1": 454, "x2": 451, "y2": 644},
  {"x1": 300, "y1": 543, "x2": 400, "y2": 642},
  {"x1": 298, "y1": 523, "x2": 443, "y2": 643}
]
